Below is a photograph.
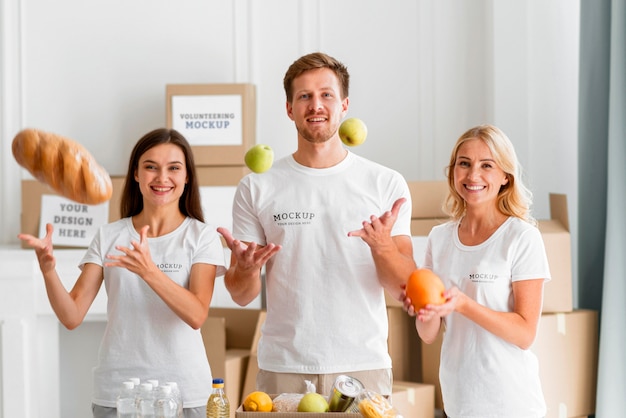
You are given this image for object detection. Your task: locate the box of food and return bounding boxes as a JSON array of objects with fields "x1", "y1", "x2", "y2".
[{"x1": 235, "y1": 393, "x2": 360, "y2": 417}]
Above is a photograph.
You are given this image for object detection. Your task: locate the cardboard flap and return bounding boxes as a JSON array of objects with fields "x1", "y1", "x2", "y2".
[
  {"x1": 549, "y1": 193, "x2": 569, "y2": 231},
  {"x1": 249, "y1": 311, "x2": 266, "y2": 355}
]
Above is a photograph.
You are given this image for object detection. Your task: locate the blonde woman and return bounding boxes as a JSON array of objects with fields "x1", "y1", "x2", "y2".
[{"x1": 404, "y1": 124, "x2": 550, "y2": 417}]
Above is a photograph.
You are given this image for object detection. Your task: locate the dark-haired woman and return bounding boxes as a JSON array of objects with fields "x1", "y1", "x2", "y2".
[{"x1": 19, "y1": 128, "x2": 225, "y2": 418}]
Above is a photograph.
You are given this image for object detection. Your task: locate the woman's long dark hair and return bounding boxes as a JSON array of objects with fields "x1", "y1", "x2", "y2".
[{"x1": 120, "y1": 128, "x2": 204, "y2": 222}]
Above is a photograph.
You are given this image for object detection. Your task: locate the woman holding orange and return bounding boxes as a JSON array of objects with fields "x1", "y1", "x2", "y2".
[{"x1": 404, "y1": 124, "x2": 550, "y2": 417}]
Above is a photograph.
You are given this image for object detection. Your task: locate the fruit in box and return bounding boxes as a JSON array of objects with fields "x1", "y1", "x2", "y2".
[
  {"x1": 297, "y1": 392, "x2": 329, "y2": 412},
  {"x1": 242, "y1": 391, "x2": 273, "y2": 412}
]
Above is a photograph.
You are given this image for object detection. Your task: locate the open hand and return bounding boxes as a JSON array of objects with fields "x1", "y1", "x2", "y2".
[
  {"x1": 18, "y1": 223, "x2": 56, "y2": 274},
  {"x1": 347, "y1": 197, "x2": 406, "y2": 247},
  {"x1": 217, "y1": 227, "x2": 281, "y2": 272},
  {"x1": 105, "y1": 225, "x2": 158, "y2": 277}
]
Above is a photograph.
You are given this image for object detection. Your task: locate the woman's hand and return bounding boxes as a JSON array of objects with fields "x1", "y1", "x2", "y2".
[
  {"x1": 105, "y1": 225, "x2": 159, "y2": 277},
  {"x1": 402, "y1": 285, "x2": 462, "y2": 322},
  {"x1": 18, "y1": 223, "x2": 56, "y2": 274}
]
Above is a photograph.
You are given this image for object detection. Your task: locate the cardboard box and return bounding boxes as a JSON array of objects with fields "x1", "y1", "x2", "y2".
[
  {"x1": 197, "y1": 165, "x2": 249, "y2": 186},
  {"x1": 407, "y1": 181, "x2": 448, "y2": 237},
  {"x1": 537, "y1": 194, "x2": 573, "y2": 313},
  {"x1": 235, "y1": 382, "x2": 434, "y2": 418},
  {"x1": 19, "y1": 176, "x2": 125, "y2": 249},
  {"x1": 241, "y1": 311, "x2": 266, "y2": 398},
  {"x1": 391, "y1": 381, "x2": 435, "y2": 418},
  {"x1": 420, "y1": 327, "x2": 445, "y2": 410},
  {"x1": 166, "y1": 83, "x2": 256, "y2": 166},
  {"x1": 397, "y1": 181, "x2": 574, "y2": 313},
  {"x1": 532, "y1": 310, "x2": 599, "y2": 418},
  {"x1": 202, "y1": 308, "x2": 265, "y2": 418},
  {"x1": 387, "y1": 307, "x2": 422, "y2": 382},
  {"x1": 407, "y1": 181, "x2": 448, "y2": 221},
  {"x1": 421, "y1": 310, "x2": 599, "y2": 415}
]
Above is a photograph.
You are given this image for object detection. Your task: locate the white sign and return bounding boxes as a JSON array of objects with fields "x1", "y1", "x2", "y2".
[
  {"x1": 171, "y1": 94, "x2": 243, "y2": 146},
  {"x1": 39, "y1": 195, "x2": 109, "y2": 247}
]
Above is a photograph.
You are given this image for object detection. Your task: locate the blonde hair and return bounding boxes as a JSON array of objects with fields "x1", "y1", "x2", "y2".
[{"x1": 443, "y1": 124, "x2": 536, "y2": 225}]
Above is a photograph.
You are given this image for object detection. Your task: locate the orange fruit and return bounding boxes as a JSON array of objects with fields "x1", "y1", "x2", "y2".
[
  {"x1": 242, "y1": 391, "x2": 273, "y2": 412},
  {"x1": 405, "y1": 268, "x2": 446, "y2": 311}
]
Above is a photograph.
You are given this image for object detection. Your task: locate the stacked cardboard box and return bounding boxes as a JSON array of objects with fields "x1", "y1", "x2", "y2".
[
  {"x1": 166, "y1": 83, "x2": 255, "y2": 184},
  {"x1": 405, "y1": 181, "x2": 599, "y2": 417},
  {"x1": 18, "y1": 83, "x2": 255, "y2": 247}
]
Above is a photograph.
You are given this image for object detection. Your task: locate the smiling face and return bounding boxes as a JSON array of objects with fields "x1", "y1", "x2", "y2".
[
  {"x1": 286, "y1": 67, "x2": 348, "y2": 144},
  {"x1": 134, "y1": 143, "x2": 187, "y2": 209},
  {"x1": 453, "y1": 138, "x2": 509, "y2": 208}
]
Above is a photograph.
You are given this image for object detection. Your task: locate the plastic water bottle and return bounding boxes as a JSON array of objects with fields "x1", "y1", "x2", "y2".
[
  {"x1": 147, "y1": 379, "x2": 160, "y2": 393},
  {"x1": 116, "y1": 381, "x2": 137, "y2": 418},
  {"x1": 165, "y1": 381, "x2": 183, "y2": 418},
  {"x1": 137, "y1": 382, "x2": 156, "y2": 418},
  {"x1": 206, "y1": 378, "x2": 229, "y2": 418},
  {"x1": 154, "y1": 385, "x2": 178, "y2": 418}
]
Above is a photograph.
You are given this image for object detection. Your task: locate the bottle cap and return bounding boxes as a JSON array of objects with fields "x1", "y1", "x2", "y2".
[{"x1": 212, "y1": 378, "x2": 224, "y2": 384}]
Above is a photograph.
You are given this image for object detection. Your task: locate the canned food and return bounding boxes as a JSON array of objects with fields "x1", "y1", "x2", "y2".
[{"x1": 328, "y1": 375, "x2": 364, "y2": 412}]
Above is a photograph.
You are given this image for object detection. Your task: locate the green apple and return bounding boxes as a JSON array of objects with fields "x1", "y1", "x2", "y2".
[
  {"x1": 297, "y1": 393, "x2": 329, "y2": 413},
  {"x1": 244, "y1": 144, "x2": 274, "y2": 173},
  {"x1": 338, "y1": 117, "x2": 368, "y2": 146}
]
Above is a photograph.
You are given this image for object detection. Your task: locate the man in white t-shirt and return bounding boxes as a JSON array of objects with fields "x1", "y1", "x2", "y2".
[{"x1": 218, "y1": 52, "x2": 416, "y2": 397}]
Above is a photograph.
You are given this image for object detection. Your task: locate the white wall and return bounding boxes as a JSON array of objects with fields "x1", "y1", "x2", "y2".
[
  {"x1": 0, "y1": 0, "x2": 580, "y2": 416},
  {"x1": 1, "y1": 0, "x2": 581, "y2": 291}
]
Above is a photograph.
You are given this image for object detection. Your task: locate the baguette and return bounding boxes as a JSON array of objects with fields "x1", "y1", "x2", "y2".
[{"x1": 12, "y1": 128, "x2": 113, "y2": 205}]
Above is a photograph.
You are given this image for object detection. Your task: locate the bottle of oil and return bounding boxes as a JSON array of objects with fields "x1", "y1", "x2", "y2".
[{"x1": 206, "y1": 378, "x2": 229, "y2": 418}]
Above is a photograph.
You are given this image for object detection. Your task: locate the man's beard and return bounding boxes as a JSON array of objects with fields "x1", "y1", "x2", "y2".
[{"x1": 296, "y1": 121, "x2": 337, "y2": 144}]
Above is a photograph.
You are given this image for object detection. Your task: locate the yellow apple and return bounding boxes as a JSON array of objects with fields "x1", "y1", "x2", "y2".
[
  {"x1": 338, "y1": 117, "x2": 368, "y2": 146},
  {"x1": 297, "y1": 393, "x2": 329, "y2": 413},
  {"x1": 244, "y1": 144, "x2": 274, "y2": 173}
]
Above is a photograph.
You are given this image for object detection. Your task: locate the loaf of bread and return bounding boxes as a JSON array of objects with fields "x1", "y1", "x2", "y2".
[{"x1": 12, "y1": 128, "x2": 113, "y2": 205}]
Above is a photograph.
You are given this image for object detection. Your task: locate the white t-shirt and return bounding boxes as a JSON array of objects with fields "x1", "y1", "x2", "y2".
[
  {"x1": 424, "y1": 216, "x2": 550, "y2": 418},
  {"x1": 232, "y1": 152, "x2": 412, "y2": 374},
  {"x1": 80, "y1": 217, "x2": 226, "y2": 408}
]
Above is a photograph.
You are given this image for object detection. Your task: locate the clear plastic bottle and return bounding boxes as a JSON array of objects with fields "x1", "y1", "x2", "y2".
[
  {"x1": 165, "y1": 381, "x2": 183, "y2": 418},
  {"x1": 206, "y1": 378, "x2": 230, "y2": 418},
  {"x1": 137, "y1": 382, "x2": 156, "y2": 418},
  {"x1": 154, "y1": 385, "x2": 178, "y2": 418},
  {"x1": 116, "y1": 381, "x2": 137, "y2": 418}
]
